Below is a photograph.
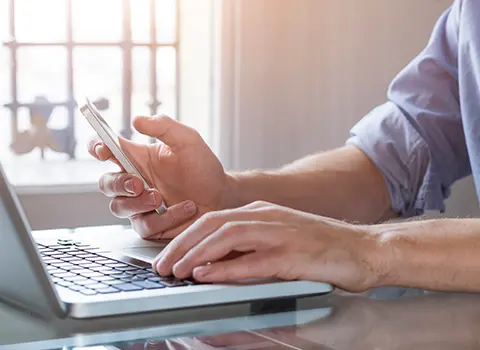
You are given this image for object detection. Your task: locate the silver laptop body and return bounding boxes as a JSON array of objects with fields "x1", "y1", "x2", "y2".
[{"x1": 0, "y1": 165, "x2": 333, "y2": 319}]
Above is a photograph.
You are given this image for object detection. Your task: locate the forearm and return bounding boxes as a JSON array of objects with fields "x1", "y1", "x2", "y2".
[
  {"x1": 375, "y1": 219, "x2": 480, "y2": 292},
  {"x1": 224, "y1": 146, "x2": 394, "y2": 224}
]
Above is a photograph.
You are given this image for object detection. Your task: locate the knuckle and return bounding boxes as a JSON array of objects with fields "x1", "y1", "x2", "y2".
[
  {"x1": 220, "y1": 222, "x2": 245, "y2": 237},
  {"x1": 250, "y1": 200, "x2": 269, "y2": 208},
  {"x1": 112, "y1": 174, "x2": 127, "y2": 194},
  {"x1": 200, "y1": 211, "x2": 218, "y2": 224},
  {"x1": 154, "y1": 114, "x2": 172, "y2": 123},
  {"x1": 130, "y1": 217, "x2": 149, "y2": 238},
  {"x1": 98, "y1": 175, "x2": 109, "y2": 194}
]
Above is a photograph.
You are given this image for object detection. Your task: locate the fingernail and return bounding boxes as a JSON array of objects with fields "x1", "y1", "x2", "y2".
[
  {"x1": 94, "y1": 144, "x2": 103, "y2": 155},
  {"x1": 148, "y1": 192, "x2": 157, "y2": 206},
  {"x1": 124, "y1": 179, "x2": 135, "y2": 194},
  {"x1": 183, "y1": 201, "x2": 196, "y2": 215}
]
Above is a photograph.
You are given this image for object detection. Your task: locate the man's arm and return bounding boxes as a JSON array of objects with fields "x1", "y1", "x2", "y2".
[
  {"x1": 224, "y1": 146, "x2": 395, "y2": 224},
  {"x1": 376, "y1": 218, "x2": 480, "y2": 292}
]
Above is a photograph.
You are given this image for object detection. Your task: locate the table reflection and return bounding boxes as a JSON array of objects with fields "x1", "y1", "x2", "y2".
[{"x1": 98, "y1": 293, "x2": 480, "y2": 350}]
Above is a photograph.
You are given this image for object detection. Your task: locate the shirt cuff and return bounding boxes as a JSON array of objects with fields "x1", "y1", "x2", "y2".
[{"x1": 345, "y1": 102, "x2": 449, "y2": 217}]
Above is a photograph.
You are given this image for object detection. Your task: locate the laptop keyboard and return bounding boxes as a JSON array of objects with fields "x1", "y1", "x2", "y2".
[{"x1": 37, "y1": 242, "x2": 195, "y2": 296}]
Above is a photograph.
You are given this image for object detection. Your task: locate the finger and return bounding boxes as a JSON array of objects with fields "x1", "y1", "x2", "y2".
[
  {"x1": 171, "y1": 222, "x2": 281, "y2": 279},
  {"x1": 147, "y1": 207, "x2": 212, "y2": 240},
  {"x1": 98, "y1": 173, "x2": 145, "y2": 197},
  {"x1": 110, "y1": 190, "x2": 165, "y2": 218},
  {"x1": 130, "y1": 201, "x2": 198, "y2": 239},
  {"x1": 133, "y1": 115, "x2": 200, "y2": 150},
  {"x1": 152, "y1": 208, "x2": 281, "y2": 276},
  {"x1": 87, "y1": 138, "x2": 115, "y2": 161},
  {"x1": 192, "y1": 251, "x2": 283, "y2": 283}
]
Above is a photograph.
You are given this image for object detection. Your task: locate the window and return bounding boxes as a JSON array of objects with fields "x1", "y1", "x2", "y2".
[{"x1": 0, "y1": 0, "x2": 183, "y2": 189}]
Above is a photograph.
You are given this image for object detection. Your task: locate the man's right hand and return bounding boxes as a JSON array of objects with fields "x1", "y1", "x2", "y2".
[{"x1": 88, "y1": 115, "x2": 234, "y2": 239}]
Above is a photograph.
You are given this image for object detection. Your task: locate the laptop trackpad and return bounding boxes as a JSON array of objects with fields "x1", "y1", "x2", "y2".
[{"x1": 122, "y1": 246, "x2": 165, "y2": 262}]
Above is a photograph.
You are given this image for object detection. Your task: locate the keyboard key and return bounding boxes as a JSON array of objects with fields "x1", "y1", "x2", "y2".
[
  {"x1": 51, "y1": 277, "x2": 62, "y2": 283},
  {"x1": 68, "y1": 285, "x2": 86, "y2": 292},
  {"x1": 136, "y1": 274, "x2": 150, "y2": 279},
  {"x1": 61, "y1": 257, "x2": 79, "y2": 262},
  {"x1": 132, "y1": 281, "x2": 166, "y2": 290},
  {"x1": 76, "y1": 279, "x2": 98, "y2": 286},
  {"x1": 79, "y1": 272, "x2": 104, "y2": 278},
  {"x1": 52, "y1": 272, "x2": 77, "y2": 278},
  {"x1": 46, "y1": 266, "x2": 62, "y2": 273},
  {"x1": 116, "y1": 266, "x2": 140, "y2": 272},
  {"x1": 79, "y1": 289, "x2": 98, "y2": 296},
  {"x1": 97, "y1": 287, "x2": 120, "y2": 294},
  {"x1": 125, "y1": 270, "x2": 145, "y2": 275},
  {"x1": 114, "y1": 283, "x2": 143, "y2": 292},
  {"x1": 160, "y1": 279, "x2": 187, "y2": 287},
  {"x1": 81, "y1": 263, "x2": 102, "y2": 268},
  {"x1": 67, "y1": 266, "x2": 84, "y2": 271},
  {"x1": 47, "y1": 259, "x2": 64, "y2": 265},
  {"x1": 131, "y1": 276, "x2": 147, "y2": 281},
  {"x1": 64, "y1": 276, "x2": 89, "y2": 282},
  {"x1": 102, "y1": 270, "x2": 124, "y2": 276},
  {"x1": 106, "y1": 279, "x2": 125, "y2": 285},
  {"x1": 53, "y1": 254, "x2": 72, "y2": 259},
  {"x1": 88, "y1": 283, "x2": 110, "y2": 290},
  {"x1": 75, "y1": 260, "x2": 94, "y2": 265},
  {"x1": 95, "y1": 258, "x2": 114, "y2": 264},
  {"x1": 105, "y1": 263, "x2": 129, "y2": 268},
  {"x1": 57, "y1": 280, "x2": 74, "y2": 288},
  {"x1": 91, "y1": 266, "x2": 113, "y2": 272},
  {"x1": 91, "y1": 276, "x2": 115, "y2": 282},
  {"x1": 53, "y1": 263, "x2": 76, "y2": 270}
]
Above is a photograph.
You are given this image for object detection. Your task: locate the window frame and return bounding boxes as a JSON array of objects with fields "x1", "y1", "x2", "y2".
[{"x1": 3, "y1": 0, "x2": 180, "y2": 159}]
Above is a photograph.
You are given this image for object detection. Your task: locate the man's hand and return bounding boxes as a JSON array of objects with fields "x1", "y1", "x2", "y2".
[
  {"x1": 88, "y1": 115, "x2": 232, "y2": 239},
  {"x1": 153, "y1": 201, "x2": 384, "y2": 292}
]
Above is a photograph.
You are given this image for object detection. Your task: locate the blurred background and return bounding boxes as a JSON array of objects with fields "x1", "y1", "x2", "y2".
[{"x1": 1, "y1": 0, "x2": 476, "y2": 230}]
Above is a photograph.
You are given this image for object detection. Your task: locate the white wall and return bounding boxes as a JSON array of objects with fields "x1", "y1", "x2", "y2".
[{"x1": 221, "y1": 0, "x2": 478, "y2": 217}]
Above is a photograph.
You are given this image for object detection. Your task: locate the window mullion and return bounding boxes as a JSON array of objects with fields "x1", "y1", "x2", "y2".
[
  {"x1": 9, "y1": 0, "x2": 18, "y2": 142},
  {"x1": 67, "y1": 0, "x2": 75, "y2": 159},
  {"x1": 121, "y1": 0, "x2": 133, "y2": 140}
]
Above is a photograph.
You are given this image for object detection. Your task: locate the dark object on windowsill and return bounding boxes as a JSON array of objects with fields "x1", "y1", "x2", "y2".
[{"x1": 7, "y1": 96, "x2": 110, "y2": 160}]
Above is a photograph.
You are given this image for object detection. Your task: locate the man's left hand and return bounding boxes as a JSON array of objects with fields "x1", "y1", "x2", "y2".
[{"x1": 153, "y1": 201, "x2": 385, "y2": 292}]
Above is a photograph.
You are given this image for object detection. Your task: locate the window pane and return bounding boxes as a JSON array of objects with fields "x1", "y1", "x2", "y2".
[
  {"x1": 74, "y1": 47, "x2": 123, "y2": 159},
  {"x1": 72, "y1": 0, "x2": 123, "y2": 42},
  {"x1": 17, "y1": 47, "x2": 68, "y2": 103},
  {"x1": 4, "y1": 107, "x2": 42, "y2": 162},
  {"x1": 156, "y1": 47, "x2": 177, "y2": 118},
  {"x1": 15, "y1": 0, "x2": 67, "y2": 42},
  {"x1": 0, "y1": 0, "x2": 9, "y2": 42},
  {"x1": 0, "y1": 0, "x2": 11, "y2": 162},
  {"x1": 132, "y1": 47, "x2": 152, "y2": 143},
  {"x1": 131, "y1": 0, "x2": 151, "y2": 43},
  {"x1": 156, "y1": 0, "x2": 176, "y2": 43}
]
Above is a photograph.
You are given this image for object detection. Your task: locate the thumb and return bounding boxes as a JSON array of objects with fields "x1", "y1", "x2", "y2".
[
  {"x1": 133, "y1": 115, "x2": 199, "y2": 150},
  {"x1": 117, "y1": 136, "x2": 146, "y2": 162}
]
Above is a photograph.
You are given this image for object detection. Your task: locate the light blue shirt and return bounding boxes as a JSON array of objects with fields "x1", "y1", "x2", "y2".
[{"x1": 347, "y1": 0, "x2": 479, "y2": 217}]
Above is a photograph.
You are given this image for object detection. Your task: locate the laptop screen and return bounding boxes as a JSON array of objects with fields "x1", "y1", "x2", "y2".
[{"x1": 0, "y1": 165, "x2": 65, "y2": 317}]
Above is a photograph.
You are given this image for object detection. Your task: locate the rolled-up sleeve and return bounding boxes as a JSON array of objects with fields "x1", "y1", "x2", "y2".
[{"x1": 346, "y1": 0, "x2": 471, "y2": 217}]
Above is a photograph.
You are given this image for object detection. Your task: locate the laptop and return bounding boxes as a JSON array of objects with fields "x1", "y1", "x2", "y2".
[{"x1": 0, "y1": 165, "x2": 333, "y2": 320}]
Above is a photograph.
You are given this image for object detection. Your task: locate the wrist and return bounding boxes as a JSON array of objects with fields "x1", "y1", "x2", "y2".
[{"x1": 216, "y1": 172, "x2": 243, "y2": 210}]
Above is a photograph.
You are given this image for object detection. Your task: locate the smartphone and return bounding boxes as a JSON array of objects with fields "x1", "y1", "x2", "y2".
[{"x1": 79, "y1": 98, "x2": 167, "y2": 215}]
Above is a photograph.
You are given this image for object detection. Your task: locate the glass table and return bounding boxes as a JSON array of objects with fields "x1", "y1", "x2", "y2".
[{"x1": 2, "y1": 290, "x2": 480, "y2": 349}]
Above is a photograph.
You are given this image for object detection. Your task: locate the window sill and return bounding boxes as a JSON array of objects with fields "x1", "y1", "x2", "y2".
[{"x1": 3, "y1": 158, "x2": 118, "y2": 195}]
